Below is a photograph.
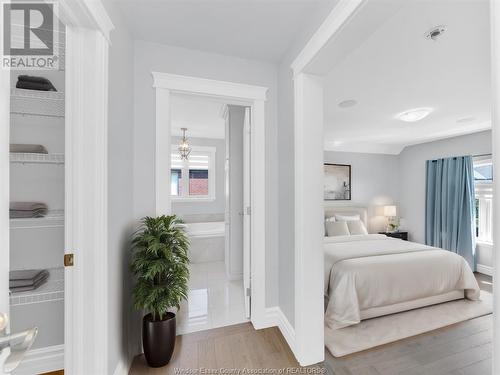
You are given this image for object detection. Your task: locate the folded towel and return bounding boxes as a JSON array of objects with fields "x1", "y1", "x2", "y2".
[
  {"x1": 10, "y1": 144, "x2": 48, "y2": 154},
  {"x1": 10, "y1": 276, "x2": 48, "y2": 293},
  {"x1": 9, "y1": 202, "x2": 48, "y2": 218},
  {"x1": 10, "y1": 271, "x2": 49, "y2": 288},
  {"x1": 16, "y1": 81, "x2": 57, "y2": 91},
  {"x1": 17, "y1": 75, "x2": 53, "y2": 84},
  {"x1": 9, "y1": 269, "x2": 49, "y2": 282},
  {"x1": 16, "y1": 75, "x2": 57, "y2": 91}
]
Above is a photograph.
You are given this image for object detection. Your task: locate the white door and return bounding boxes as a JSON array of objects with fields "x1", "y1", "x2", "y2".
[{"x1": 243, "y1": 107, "x2": 251, "y2": 318}]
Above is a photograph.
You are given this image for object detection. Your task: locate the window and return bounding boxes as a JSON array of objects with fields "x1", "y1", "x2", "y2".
[
  {"x1": 171, "y1": 146, "x2": 216, "y2": 201},
  {"x1": 474, "y1": 157, "x2": 493, "y2": 243}
]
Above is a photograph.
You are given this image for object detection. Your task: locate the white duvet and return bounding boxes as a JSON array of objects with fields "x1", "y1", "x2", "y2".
[{"x1": 324, "y1": 234, "x2": 480, "y2": 330}]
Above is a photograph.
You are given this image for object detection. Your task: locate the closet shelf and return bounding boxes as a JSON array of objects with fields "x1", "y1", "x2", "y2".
[
  {"x1": 10, "y1": 152, "x2": 64, "y2": 165},
  {"x1": 9, "y1": 268, "x2": 64, "y2": 307},
  {"x1": 10, "y1": 210, "x2": 64, "y2": 229},
  {"x1": 10, "y1": 88, "x2": 65, "y2": 118}
]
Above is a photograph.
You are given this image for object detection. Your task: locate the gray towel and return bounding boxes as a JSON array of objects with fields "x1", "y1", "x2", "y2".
[
  {"x1": 10, "y1": 275, "x2": 48, "y2": 292},
  {"x1": 9, "y1": 202, "x2": 48, "y2": 218},
  {"x1": 9, "y1": 269, "x2": 49, "y2": 287},
  {"x1": 10, "y1": 144, "x2": 48, "y2": 154}
]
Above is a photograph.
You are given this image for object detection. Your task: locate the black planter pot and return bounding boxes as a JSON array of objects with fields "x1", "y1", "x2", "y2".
[{"x1": 142, "y1": 312, "x2": 176, "y2": 367}]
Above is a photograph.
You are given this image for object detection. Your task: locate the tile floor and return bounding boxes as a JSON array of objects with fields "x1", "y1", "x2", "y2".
[{"x1": 176, "y1": 261, "x2": 248, "y2": 334}]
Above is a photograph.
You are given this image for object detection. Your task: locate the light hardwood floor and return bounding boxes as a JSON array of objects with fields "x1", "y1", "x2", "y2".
[{"x1": 129, "y1": 273, "x2": 492, "y2": 375}]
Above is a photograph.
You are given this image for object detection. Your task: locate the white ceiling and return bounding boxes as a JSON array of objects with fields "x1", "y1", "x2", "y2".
[
  {"x1": 113, "y1": 0, "x2": 325, "y2": 62},
  {"x1": 323, "y1": 0, "x2": 491, "y2": 154},
  {"x1": 171, "y1": 94, "x2": 226, "y2": 139}
]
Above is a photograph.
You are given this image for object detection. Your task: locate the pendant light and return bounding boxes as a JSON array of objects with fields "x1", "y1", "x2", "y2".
[{"x1": 178, "y1": 128, "x2": 191, "y2": 160}]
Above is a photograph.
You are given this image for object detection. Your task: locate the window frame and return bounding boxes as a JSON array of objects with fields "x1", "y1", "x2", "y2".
[
  {"x1": 474, "y1": 157, "x2": 494, "y2": 245},
  {"x1": 170, "y1": 145, "x2": 216, "y2": 202}
]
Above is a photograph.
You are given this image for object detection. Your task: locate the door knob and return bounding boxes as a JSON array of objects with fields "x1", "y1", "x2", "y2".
[{"x1": 0, "y1": 312, "x2": 38, "y2": 373}]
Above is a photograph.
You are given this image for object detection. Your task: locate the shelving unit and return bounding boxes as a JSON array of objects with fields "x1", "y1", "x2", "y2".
[
  {"x1": 10, "y1": 88, "x2": 65, "y2": 118},
  {"x1": 10, "y1": 210, "x2": 64, "y2": 229},
  {"x1": 10, "y1": 152, "x2": 65, "y2": 165},
  {"x1": 9, "y1": 268, "x2": 64, "y2": 307}
]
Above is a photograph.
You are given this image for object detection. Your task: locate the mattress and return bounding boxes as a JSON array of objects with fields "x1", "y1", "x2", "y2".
[{"x1": 324, "y1": 234, "x2": 480, "y2": 329}]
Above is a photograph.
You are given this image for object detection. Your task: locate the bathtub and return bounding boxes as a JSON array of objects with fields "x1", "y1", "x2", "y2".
[
  {"x1": 185, "y1": 221, "x2": 225, "y2": 238},
  {"x1": 184, "y1": 221, "x2": 225, "y2": 263}
]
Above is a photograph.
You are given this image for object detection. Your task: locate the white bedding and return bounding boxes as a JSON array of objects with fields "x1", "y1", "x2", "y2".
[{"x1": 324, "y1": 234, "x2": 480, "y2": 330}]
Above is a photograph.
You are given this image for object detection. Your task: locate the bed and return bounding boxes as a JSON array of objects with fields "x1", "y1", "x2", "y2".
[{"x1": 323, "y1": 207, "x2": 480, "y2": 330}]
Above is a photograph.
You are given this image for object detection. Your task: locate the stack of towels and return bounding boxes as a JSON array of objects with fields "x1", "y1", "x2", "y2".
[
  {"x1": 10, "y1": 270, "x2": 49, "y2": 292},
  {"x1": 16, "y1": 75, "x2": 57, "y2": 91},
  {"x1": 10, "y1": 144, "x2": 48, "y2": 154},
  {"x1": 10, "y1": 202, "x2": 48, "y2": 219}
]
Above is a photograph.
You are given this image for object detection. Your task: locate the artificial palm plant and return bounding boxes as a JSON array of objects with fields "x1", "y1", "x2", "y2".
[{"x1": 130, "y1": 215, "x2": 190, "y2": 367}]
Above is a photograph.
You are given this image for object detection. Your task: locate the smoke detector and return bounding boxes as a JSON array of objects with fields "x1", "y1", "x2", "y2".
[{"x1": 425, "y1": 25, "x2": 447, "y2": 41}]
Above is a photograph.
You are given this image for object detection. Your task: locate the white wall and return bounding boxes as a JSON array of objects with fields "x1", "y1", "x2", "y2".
[
  {"x1": 102, "y1": 1, "x2": 137, "y2": 372},
  {"x1": 399, "y1": 130, "x2": 493, "y2": 267},
  {"x1": 171, "y1": 136, "x2": 225, "y2": 217},
  {"x1": 277, "y1": 0, "x2": 340, "y2": 327},
  {"x1": 133, "y1": 40, "x2": 279, "y2": 307},
  {"x1": 324, "y1": 151, "x2": 400, "y2": 233}
]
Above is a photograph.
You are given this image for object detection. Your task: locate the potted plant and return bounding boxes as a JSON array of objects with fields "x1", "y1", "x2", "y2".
[{"x1": 131, "y1": 215, "x2": 190, "y2": 367}]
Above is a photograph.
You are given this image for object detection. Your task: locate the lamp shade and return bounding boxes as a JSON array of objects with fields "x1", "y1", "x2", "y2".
[{"x1": 384, "y1": 205, "x2": 397, "y2": 217}]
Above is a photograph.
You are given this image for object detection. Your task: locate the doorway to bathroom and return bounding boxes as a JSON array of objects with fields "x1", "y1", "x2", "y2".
[
  {"x1": 152, "y1": 72, "x2": 268, "y2": 333},
  {"x1": 169, "y1": 94, "x2": 249, "y2": 333}
]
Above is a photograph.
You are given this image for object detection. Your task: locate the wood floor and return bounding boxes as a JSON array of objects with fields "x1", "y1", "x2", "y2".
[
  {"x1": 129, "y1": 273, "x2": 493, "y2": 375},
  {"x1": 129, "y1": 323, "x2": 304, "y2": 374}
]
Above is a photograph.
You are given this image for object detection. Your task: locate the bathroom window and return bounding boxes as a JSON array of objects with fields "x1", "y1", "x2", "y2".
[{"x1": 171, "y1": 146, "x2": 216, "y2": 201}]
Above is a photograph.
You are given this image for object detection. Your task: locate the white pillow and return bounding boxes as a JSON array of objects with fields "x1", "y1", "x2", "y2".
[
  {"x1": 325, "y1": 221, "x2": 350, "y2": 237},
  {"x1": 334, "y1": 214, "x2": 360, "y2": 222},
  {"x1": 346, "y1": 220, "x2": 368, "y2": 235},
  {"x1": 325, "y1": 216, "x2": 336, "y2": 222}
]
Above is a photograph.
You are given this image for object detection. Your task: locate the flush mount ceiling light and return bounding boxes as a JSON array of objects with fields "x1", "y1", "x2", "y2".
[
  {"x1": 178, "y1": 127, "x2": 191, "y2": 160},
  {"x1": 456, "y1": 116, "x2": 476, "y2": 123},
  {"x1": 338, "y1": 99, "x2": 357, "y2": 108},
  {"x1": 425, "y1": 25, "x2": 447, "y2": 41},
  {"x1": 396, "y1": 107, "x2": 433, "y2": 122}
]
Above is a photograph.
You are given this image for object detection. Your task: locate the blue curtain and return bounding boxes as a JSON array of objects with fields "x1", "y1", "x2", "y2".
[{"x1": 425, "y1": 156, "x2": 476, "y2": 270}]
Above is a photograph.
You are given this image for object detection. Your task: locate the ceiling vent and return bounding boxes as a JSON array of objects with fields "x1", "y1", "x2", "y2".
[{"x1": 425, "y1": 25, "x2": 447, "y2": 41}]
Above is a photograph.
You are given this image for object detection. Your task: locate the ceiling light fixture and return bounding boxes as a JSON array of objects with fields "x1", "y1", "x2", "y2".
[
  {"x1": 396, "y1": 107, "x2": 433, "y2": 122},
  {"x1": 456, "y1": 116, "x2": 476, "y2": 123},
  {"x1": 178, "y1": 127, "x2": 191, "y2": 160},
  {"x1": 425, "y1": 25, "x2": 447, "y2": 41},
  {"x1": 338, "y1": 99, "x2": 357, "y2": 108}
]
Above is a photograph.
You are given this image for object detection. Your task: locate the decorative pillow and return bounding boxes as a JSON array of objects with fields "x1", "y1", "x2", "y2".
[
  {"x1": 334, "y1": 214, "x2": 361, "y2": 222},
  {"x1": 325, "y1": 221, "x2": 350, "y2": 237},
  {"x1": 347, "y1": 220, "x2": 368, "y2": 235}
]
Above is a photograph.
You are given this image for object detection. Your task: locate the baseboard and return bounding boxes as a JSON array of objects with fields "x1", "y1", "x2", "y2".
[
  {"x1": 113, "y1": 355, "x2": 133, "y2": 375},
  {"x1": 263, "y1": 307, "x2": 296, "y2": 355},
  {"x1": 12, "y1": 344, "x2": 64, "y2": 375},
  {"x1": 477, "y1": 264, "x2": 493, "y2": 276}
]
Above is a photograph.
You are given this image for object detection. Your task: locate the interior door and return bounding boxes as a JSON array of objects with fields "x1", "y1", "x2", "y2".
[{"x1": 243, "y1": 107, "x2": 251, "y2": 318}]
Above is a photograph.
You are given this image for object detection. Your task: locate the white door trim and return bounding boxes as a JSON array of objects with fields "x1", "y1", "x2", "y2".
[
  {"x1": 490, "y1": 1, "x2": 500, "y2": 373},
  {"x1": 152, "y1": 72, "x2": 269, "y2": 329},
  {"x1": 60, "y1": 1, "x2": 114, "y2": 374}
]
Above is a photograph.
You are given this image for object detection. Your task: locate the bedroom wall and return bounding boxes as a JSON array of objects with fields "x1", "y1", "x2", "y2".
[
  {"x1": 399, "y1": 130, "x2": 493, "y2": 268},
  {"x1": 324, "y1": 151, "x2": 400, "y2": 233},
  {"x1": 171, "y1": 136, "x2": 225, "y2": 218},
  {"x1": 132, "y1": 40, "x2": 279, "y2": 308}
]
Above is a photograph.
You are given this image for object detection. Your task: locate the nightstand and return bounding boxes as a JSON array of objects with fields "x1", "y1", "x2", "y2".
[{"x1": 379, "y1": 231, "x2": 408, "y2": 241}]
